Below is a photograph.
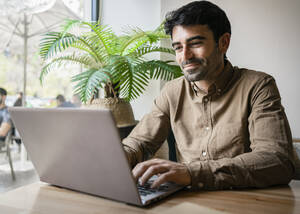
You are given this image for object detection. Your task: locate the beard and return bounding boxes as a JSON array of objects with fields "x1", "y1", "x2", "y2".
[
  {"x1": 180, "y1": 45, "x2": 222, "y2": 82},
  {"x1": 181, "y1": 57, "x2": 208, "y2": 82}
]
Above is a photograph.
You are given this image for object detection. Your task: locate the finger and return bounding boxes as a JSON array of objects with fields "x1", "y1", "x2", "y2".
[
  {"x1": 151, "y1": 171, "x2": 173, "y2": 188},
  {"x1": 132, "y1": 163, "x2": 147, "y2": 182},
  {"x1": 140, "y1": 164, "x2": 169, "y2": 186},
  {"x1": 132, "y1": 159, "x2": 165, "y2": 181}
]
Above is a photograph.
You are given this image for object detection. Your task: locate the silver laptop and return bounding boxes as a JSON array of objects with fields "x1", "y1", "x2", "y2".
[{"x1": 9, "y1": 107, "x2": 184, "y2": 206}]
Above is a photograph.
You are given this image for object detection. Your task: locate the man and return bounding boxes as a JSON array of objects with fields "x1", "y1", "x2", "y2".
[
  {"x1": 71, "y1": 94, "x2": 81, "y2": 108},
  {"x1": 122, "y1": 1, "x2": 295, "y2": 190},
  {"x1": 0, "y1": 87, "x2": 12, "y2": 142},
  {"x1": 13, "y1": 92, "x2": 23, "y2": 107},
  {"x1": 56, "y1": 94, "x2": 75, "y2": 108}
]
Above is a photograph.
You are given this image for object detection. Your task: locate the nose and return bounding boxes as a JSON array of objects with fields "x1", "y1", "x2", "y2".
[{"x1": 182, "y1": 46, "x2": 193, "y2": 61}]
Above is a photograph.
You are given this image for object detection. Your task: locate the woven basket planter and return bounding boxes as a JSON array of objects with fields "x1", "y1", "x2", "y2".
[{"x1": 85, "y1": 98, "x2": 136, "y2": 128}]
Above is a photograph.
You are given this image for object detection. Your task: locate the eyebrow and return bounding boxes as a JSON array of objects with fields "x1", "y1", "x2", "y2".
[
  {"x1": 172, "y1": 35, "x2": 207, "y2": 48},
  {"x1": 187, "y1": 35, "x2": 207, "y2": 42}
]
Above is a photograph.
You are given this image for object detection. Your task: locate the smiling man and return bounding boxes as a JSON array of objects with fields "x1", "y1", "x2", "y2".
[{"x1": 122, "y1": 1, "x2": 295, "y2": 190}]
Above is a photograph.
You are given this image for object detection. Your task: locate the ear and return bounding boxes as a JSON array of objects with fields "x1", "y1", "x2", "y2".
[{"x1": 218, "y1": 33, "x2": 231, "y2": 54}]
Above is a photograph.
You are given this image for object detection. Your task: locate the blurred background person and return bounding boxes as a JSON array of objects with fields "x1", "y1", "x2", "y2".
[
  {"x1": 56, "y1": 94, "x2": 75, "y2": 108},
  {"x1": 0, "y1": 87, "x2": 12, "y2": 143},
  {"x1": 71, "y1": 94, "x2": 81, "y2": 107},
  {"x1": 13, "y1": 92, "x2": 23, "y2": 107}
]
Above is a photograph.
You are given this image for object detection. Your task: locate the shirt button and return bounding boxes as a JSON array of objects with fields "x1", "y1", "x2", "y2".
[
  {"x1": 217, "y1": 88, "x2": 222, "y2": 93},
  {"x1": 205, "y1": 126, "x2": 210, "y2": 131},
  {"x1": 203, "y1": 98, "x2": 208, "y2": 103},
  {"x1": 202, "y1": 151, "x2": 207, "y2": 156}
]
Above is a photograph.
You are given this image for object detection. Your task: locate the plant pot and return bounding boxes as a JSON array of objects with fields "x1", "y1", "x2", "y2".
[{"x1": 84, "y1": 98, "x2": 136, "y2": 128}]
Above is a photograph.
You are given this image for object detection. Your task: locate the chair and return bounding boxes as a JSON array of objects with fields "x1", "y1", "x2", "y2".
[
  {"x1": 11, "y1": 127, "x2": 22, "y2": 153},
  {"x1": 167, "y1": 130, "x2": 177, "y2": 162},
  {"x1": 293, "y1": 140, "x2": 300, "y2": 180},
  {"x1": 119, "y1": 124, "x2": 177, "y2": 161},
  {"x1": 0, "y1": 130, "x2": 16, "y2": 180},
  {"x1": 154, "y1": 129, "x2": 178, "y2": 161}
]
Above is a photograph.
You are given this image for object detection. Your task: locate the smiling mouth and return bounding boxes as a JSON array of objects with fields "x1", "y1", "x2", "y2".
[
  {"x1": 182, "y1": 58, "x2": 207, "y2": 70},
  {"x1": 183, "y1": 63, "x2": 200, "y2": 70}
]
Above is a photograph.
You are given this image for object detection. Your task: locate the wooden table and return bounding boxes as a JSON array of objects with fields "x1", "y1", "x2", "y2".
[{"x1": 0, "y1": 180, "x2": 300, "y2": 214}]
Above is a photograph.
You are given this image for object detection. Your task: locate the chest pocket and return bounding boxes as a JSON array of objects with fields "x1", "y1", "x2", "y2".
[{"x1": 212, "y1": 122, "x2": 249, "y2": 159}]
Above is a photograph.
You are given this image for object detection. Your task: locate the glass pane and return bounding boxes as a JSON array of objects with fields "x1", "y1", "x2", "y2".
[{"x1": 0, "y1": 0, "x2": 85, "y2": 108}]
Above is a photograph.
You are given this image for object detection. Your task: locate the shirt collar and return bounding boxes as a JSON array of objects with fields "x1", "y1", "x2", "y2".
[
  {"x1": 210, "y1": 60, "x2": 234, "y2": 96},
  {"x1": 190, "y1": 60, "x2": 234, "y2": 97}
]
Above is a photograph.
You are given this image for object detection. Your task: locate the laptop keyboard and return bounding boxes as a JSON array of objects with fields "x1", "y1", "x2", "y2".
[{"x1": 137, "y1": 180, "x2": 170, "y2": 196}]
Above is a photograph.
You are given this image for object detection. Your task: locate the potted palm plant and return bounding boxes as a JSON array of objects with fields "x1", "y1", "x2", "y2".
[{"x1": 39, "y1": 19, "x2": 182, "y2": 127}]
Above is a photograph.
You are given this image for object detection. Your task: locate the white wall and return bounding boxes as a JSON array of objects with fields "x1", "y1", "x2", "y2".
[
  {"x1": 100, "y1": 0, "x2": 300, "y2": 137},
  {"x1": 101, "y1": 0, "x2": 161, "y2": 120},
  {"x1": 161, "y1": 0, "x2": 300, "y2": 138}
]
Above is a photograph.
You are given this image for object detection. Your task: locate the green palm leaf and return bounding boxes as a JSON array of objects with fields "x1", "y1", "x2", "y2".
[
  {"x1": 72, "y1": 68, "x2": 112, "y2": 103},
  {"x1": 111, "y1": 56, "x2": 149, "y2": 101},
  {"x1": 132, "y1": 46, "x2": 175, "y2": 58},
  {"x1": 40, "y1": 54, "x2": 93, "y2": 84},
  {"x1": 119, "y1": 27, "x2": 169, "y2": 56},
  {"x1": 70, "y1": 37, "x2": 105, "y2": 64},
  {"x1": 79, "y1": 21, "x2": 117, "y2": 55},
  {"x1": 39, "y1": 32, "x2": 78, "y2": 60},
  {"x1": 39, "y1": 19, "x2": 181, "y2": 102},
  {"x1": 61, "y1": 19, "x2": 82, "y2": 36},
  {"x1": 138, "y1": 60, "x2": 182, "y2": 81}
]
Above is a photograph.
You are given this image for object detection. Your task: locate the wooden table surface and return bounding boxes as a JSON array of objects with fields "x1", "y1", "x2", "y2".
[{"x1": 1, "y1": 180, "x2": 300, "y2": 214}]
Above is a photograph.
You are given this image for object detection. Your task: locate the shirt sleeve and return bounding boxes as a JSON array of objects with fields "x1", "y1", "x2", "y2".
[
  {"x1": 122, "y1": 85, "x2": 171, "y2": 167},
  {"x1": 1, "y1": 108, "x2": 12, "y2": 125},
  {"x1": 186, "y1": 76, "x2": 295, "y2": 190}
]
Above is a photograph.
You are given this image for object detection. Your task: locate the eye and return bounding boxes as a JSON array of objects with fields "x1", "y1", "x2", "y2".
[
  {"x1": 173, "y1": 45, "x2": 183, "y2": 52},
  {"x1": 189, "y1": 41, "x2": 203, "y2": 48}
]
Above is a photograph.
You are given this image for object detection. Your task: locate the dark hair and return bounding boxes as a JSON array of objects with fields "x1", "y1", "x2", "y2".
[
  {"x1": 56, "y1": 94, "x2": 65, "y2": 102},
  {"x1": 0, "y1": 87, "x2": 7, "y2": 96},
  {"x1": 164, "y1": 1, "x2": 231, "y2": 43}
]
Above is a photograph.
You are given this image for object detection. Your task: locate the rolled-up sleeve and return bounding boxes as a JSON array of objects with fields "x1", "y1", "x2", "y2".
[{"x1": 1, "y1": 108, "x2": 12, "y2": 125}]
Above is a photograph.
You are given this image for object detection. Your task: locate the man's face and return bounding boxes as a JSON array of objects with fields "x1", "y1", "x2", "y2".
[{"x1": 171, "y1": 24, "x2": 224, "y2": 82}]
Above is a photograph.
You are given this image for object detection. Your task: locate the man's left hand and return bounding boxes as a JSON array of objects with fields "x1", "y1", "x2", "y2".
[{"x1": 132, "y1": 158, "x2": 191, "y2": 188}]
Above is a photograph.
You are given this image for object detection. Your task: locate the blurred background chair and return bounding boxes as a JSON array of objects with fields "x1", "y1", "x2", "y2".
[{"x1": 0, "y1": 130, "x2": 16, "y2": 180}]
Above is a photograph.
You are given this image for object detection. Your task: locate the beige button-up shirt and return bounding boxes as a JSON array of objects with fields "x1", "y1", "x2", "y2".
[{"x1": 123, "y1": 61, "x2": 295, "y2": 190}]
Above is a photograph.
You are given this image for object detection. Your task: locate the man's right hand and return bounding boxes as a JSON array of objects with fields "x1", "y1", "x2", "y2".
[{"x1": 132, "y1": 158, "x2": 191, "y2": 188}]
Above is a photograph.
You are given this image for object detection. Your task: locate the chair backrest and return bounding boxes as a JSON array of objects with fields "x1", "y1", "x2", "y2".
[
  {"x1": 120, "y1": 124, "x2": 178, "y2": 161},
  {"x1": 293, "y1": 142, "x2": 300, "y2": 180},
  {"x1": 167, "y1": 130, "x2": 177, "y2": 162}
]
